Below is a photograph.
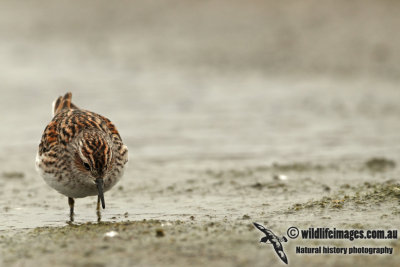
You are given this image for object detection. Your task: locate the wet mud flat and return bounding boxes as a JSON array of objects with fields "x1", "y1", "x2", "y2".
[
  {"x1": 1, "y1": 220, "x2": 399, "y2": 267},
  {"x1": 1, "y1": 159, "x2": 399, "y2": 267}
]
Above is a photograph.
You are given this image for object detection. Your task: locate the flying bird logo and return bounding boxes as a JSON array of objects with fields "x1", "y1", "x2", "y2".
[{"x1": 253, "y1": 222, "x2": 289, "y2": 264}]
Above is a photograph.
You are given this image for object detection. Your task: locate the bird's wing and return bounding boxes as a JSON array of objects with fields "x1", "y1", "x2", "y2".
[
  {"x1": 253, "y1": 222, "x2": 276, "y2": 238},
  {"x1": 39, "y1": 108, "x2": 122, "y2": 153},
  {"x1": 38, "y1": 119, "x2": 60, "y2": 156},
  {"x1": 253, "y1": 222, "x2": 269, "y2": 234},
  {"x1": 39, "y1": 92, "x2": 79, "y2": 155},
  {"x1": 51, "y1": 92, "x2": 124, "y2": 146},
  {"x1": 272, "y1": 241, "x2": 288, "y2": 264},
  {"x1": 254, "y1": 223, "x2": 278, "y2": 238}
]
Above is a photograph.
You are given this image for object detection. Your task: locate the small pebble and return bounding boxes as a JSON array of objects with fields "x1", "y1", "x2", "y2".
[
  {"x1": 156, "y1": 229, "x2": 165, "y2": 237},
  {"x1": 273, "y1": 174, "x2": 288, "y2": 181},
  {"x1": 104, "y1": 231, "x2": 119, "y2": 238}
]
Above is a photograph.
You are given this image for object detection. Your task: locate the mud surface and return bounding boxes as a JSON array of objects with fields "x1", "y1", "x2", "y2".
[{"x1": 0, "y1": 0, "x2": 400, "y2": 266}]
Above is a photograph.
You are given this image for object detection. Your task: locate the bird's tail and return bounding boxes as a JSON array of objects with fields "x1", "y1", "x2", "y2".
[{"x1": 52, "y1": 92, "x2": 78, "y2": 116}]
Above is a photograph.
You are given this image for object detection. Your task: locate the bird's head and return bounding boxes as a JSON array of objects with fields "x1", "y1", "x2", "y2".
[
  {"x1": 260, "y1": 236, "x2": 269, "y2": 243},
  {"x1": 73, "y1": 130, "x2": 113, "y2": 209}
]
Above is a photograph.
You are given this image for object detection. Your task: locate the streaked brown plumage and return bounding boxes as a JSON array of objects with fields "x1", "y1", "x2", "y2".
[{"x1": 36, "y1": 92, "x2": 128, "y2": 221}]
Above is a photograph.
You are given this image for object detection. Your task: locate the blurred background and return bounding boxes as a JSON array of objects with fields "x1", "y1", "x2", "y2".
[
  {"x1": 0, "y1": 0, "x2": 399, "y2": 227},
  {"x1": 0, "y1": 0, "x2": 399, "y2": 166}
]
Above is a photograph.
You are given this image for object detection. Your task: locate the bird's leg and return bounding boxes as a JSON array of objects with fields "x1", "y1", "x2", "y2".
[
  {"x1": 97, "y1": 195, "x2": 101, "y2": 211},
  {"x1": 68, "y1": 197, "x2": 75, "y2": 222},
  {"x1": 96, "y1": 195, "x2": 102, "y2": 222}
]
